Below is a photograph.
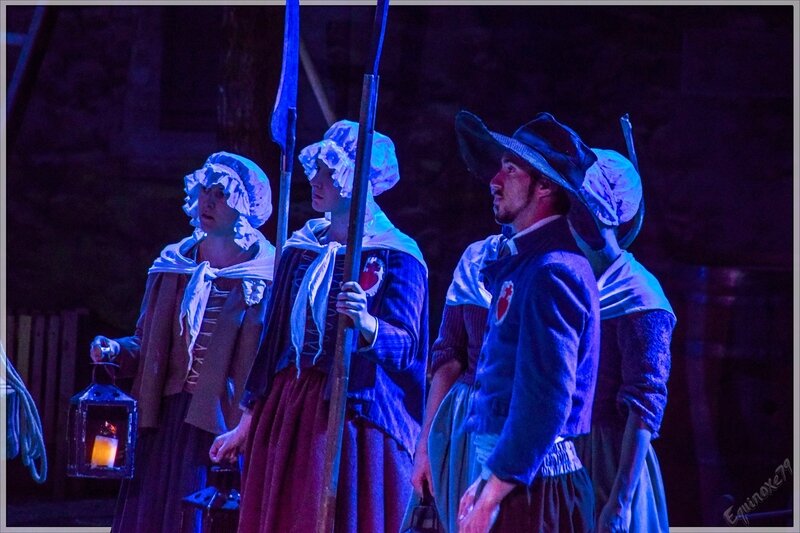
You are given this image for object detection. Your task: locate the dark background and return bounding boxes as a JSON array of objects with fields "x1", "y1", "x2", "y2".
[{"x1": 3, "y1": 2, "x2": 796, "y2": 529}]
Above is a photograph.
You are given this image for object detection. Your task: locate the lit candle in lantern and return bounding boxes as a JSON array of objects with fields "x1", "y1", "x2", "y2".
[{"x1": 90, "y1": 421, "x2": 118, "y2": 468}]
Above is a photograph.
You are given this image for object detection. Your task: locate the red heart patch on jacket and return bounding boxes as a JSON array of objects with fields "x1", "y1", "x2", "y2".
[
  {"x1": 359, "y1": 256, "x2": 385, "y2": 297},
  {"x1": 495, "y1": 280, "x2": 514, "y2": 324}
]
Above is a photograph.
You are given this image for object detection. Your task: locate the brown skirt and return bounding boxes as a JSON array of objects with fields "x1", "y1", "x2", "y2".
[
  {"x1": 239, "y1": 367, "x2": 412, "y2": 533},
  {"x1": 112, "y1": 391, "x2": 215, "y2": 533}
]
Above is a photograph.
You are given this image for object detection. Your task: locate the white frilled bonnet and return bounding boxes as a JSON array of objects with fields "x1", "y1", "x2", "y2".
[
  {"x1": 297, "y1": 119, "x2": 400, "y2": 198},
  {"x1": 183, "y1": 151, "x2": 272, "y2": 250},
  {"x1": 578, "y1": 148, "x2": 642, "y2": 227}
]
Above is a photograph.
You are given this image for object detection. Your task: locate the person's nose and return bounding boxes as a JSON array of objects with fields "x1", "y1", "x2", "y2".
[
  {"x1": 489, "y1": 172, "x2": 504, "y2": 192},
  {"x1": 200, "y1": 192, "x2": 215, "y2": 209}
]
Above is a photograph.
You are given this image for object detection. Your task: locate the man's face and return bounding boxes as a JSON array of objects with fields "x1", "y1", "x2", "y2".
[{"x1": 489, "y1": 153, "x2": 535, "y2": 226}]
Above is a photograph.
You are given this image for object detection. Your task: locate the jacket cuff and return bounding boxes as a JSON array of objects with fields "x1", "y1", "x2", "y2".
[
  {"x1": 357, "y1": 319, "x2": 379, "y2": 351},
  {"x1": 239, "y1": 390, "x2": 259, "y2": 410},
  {"x1": 485, "y1": 454, "x2": 532, "y2": 486},
  {"x1": 618, "y1": 396, "x2": 663, "y2": 438}
]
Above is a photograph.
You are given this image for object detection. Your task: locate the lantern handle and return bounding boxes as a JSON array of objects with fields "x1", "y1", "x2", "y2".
[{"x1": 91, "y1": 361, "x2": 120, "y2": 385}]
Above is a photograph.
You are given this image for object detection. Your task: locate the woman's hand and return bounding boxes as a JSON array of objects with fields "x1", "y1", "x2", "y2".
[
  {"x1": 336, "y1": 281, "x2": 378, "y2": 344},
  {"x1": 209, "y1": 411, "x2": 252, "y2": 464},
  {"x1": 89, "y1": 336, "x2": 120, "y2": 363},
  {"x1": 598, "y1": 499, "x2": 632, "y2": 533},
  {"x1": 411, "y1": 445, "x2": 433, "y2": 498}
]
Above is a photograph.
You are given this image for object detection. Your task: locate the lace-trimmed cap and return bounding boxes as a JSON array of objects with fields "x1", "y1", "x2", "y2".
[
  {"x1": 578, "y1": 148, "x2": 644, "y2": 247},
  {"x1": 579, "y1": 148, "x2": 642, "y2": 227},
  {"x1": 183, "y1": 151, "x2": 272, "y2": 228},
  {"x1": 183, "y1": 152, "x2": 272, "y2": 250},
  {"x1": 297, "y1": 119, "x2": 399, "y2": 197}
]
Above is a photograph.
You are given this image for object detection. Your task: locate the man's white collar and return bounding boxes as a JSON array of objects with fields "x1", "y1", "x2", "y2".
[{"x1": 505, "y1": 214, "x2": 562, "y2": 255}]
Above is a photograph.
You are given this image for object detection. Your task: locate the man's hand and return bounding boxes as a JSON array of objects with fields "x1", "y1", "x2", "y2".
[{"x1": 458, "y1": 474, "x2": 515, "y2": 533}]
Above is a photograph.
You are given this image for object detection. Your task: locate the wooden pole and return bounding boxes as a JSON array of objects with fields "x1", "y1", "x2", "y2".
[
  {"x1": 316, "y1": 2, "x2": 390, "y2": 531},
  {"x1": 271, "y1": 0, "x2": 300, "y2": 268},
  {"x1": 618, "y1": 113, "x2": 645, "y2": 249}
]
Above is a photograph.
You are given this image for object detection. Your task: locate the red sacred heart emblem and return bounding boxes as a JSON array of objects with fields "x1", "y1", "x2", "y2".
[
  {"x1": 359, "y1": 256, "x2": 385, "y2": 297},
  {"x1": 495, "y1": 280, "x2": 514, "y2": 324}
]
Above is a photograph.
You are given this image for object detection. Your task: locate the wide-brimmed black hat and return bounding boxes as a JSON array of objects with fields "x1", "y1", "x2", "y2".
[{"x1": 455, "y1": 110, "x2": 597, "y2": 199}]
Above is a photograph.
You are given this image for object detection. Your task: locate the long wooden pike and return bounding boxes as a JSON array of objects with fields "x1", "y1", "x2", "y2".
[
  {"x1": 619, "y1": 113, "x2": 639, "y2": 173},
  {"x1": 270, "y1": 0, "x2": 300, "y2": 268},
  {"x1": 317, "y1": 1, "x2": 390, "y2": 531},
  {"x1": 619, "y1": 113, "x2": 644, "y2": 248}
]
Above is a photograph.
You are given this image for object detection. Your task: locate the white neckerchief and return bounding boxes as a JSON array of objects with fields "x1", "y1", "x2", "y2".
[
  {"x1": 504, "y1": 214, "x2": 562, "y2": 255},
  {"x1": 148, "y1": 231, "x2": 275, "y2": 354},
  {"x1": 285, "y1": 208, "x2": 426, "y2": 372},
  {"x1": 445, "y1": 235, "x2": 503, "y2": 308},
  {"x1": 597, "y1": 251, "x2": 675, "y2": 320}
]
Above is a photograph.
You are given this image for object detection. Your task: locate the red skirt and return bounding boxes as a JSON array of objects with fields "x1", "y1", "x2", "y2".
[{"x1": 239, "y1": 367, "x2": 412, "y2": 533}]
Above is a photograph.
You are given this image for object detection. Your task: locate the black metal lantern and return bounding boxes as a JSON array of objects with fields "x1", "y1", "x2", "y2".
[
  {"x1": 403, "y1": 484, "x2": 443, "y2": 533},
  {"x1": 67, "y1": 363, "x2": 137, "y2": 479},
  {"x1": 181, "y1": 463, "x2": 241, "y2": 532}
]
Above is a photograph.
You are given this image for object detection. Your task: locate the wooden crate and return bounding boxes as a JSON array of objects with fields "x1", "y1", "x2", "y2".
[{"x1": 4, "y1": 308, "x2": 88, "y2": 498}]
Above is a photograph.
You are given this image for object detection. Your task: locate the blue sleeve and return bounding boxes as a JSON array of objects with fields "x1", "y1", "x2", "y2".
[
  {"x1": 486, "y1": 263, "x2": 593, "y2": 485},
  {"x1": 356, "y1": 251, "x2": 427, "y2": 372}
]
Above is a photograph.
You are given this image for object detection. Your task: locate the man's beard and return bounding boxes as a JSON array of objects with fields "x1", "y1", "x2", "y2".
[
  {"x1": 493, "y1": 183, "x2": 535, "y2": 225},
  {"x1": 494, "y1": 205, "x2": 515, "y2": 225}
]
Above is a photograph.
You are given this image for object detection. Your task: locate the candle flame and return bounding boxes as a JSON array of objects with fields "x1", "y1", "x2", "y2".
[{"x1": 91, "y1": 422, "x2": 119, "y2": 468}]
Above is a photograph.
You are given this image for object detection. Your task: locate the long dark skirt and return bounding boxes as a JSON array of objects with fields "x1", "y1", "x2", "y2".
[
  {"x1": 239, "y1": 367, "x2": 412, "y2": 533},
  {"x1": 401, "y1": 380, "x2": 477, "y2": 533},
  {"x1": 112, "y1": 391, "x2": 215, "y2": 533},
  {"x1": 490, "y1": 467, "x2": 595, "y2": 533}
]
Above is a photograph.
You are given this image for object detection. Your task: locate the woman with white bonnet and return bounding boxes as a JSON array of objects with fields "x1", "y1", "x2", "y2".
[
  {"x1": 405, "y1": 227, "x2": 507, "y2": 533},
  {"x1": 568, "y1": 148, "x2": 675, "y2": 533},
  {"x1": 210, "y1": 120, "x2": 429, "y2": 533},
  {"x1": 89, "y1": 151, "x2": 276, "y2": 532}
]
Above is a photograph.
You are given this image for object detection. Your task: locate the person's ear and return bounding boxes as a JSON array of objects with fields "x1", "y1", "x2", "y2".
[{"x1": 535, "y1": 178, "x2": 557, "y2": 199}]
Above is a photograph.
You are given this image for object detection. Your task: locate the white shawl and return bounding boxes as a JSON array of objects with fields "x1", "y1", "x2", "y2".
[
  {"x1": 285, "y1": 209, "x2": 426, "y2": 368},
  {"x1": 148, "y1": 231, "x2": 275, "y2": 353},
  {"x1": 598, "y1": 251, "x2": 674, "y2": 320},
  {"x1": 444, "y1": 234, "x2": 504, "y2": 309}
]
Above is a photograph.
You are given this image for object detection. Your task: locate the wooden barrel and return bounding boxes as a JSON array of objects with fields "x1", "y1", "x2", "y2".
[{"x1": 656, "y1": 264, "x2": 794, "y2": 526}]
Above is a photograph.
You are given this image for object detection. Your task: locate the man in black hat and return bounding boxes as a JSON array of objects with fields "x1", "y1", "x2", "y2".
[{"x1": 454, "y1": 111, "x2": 601, "y2": 532}]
